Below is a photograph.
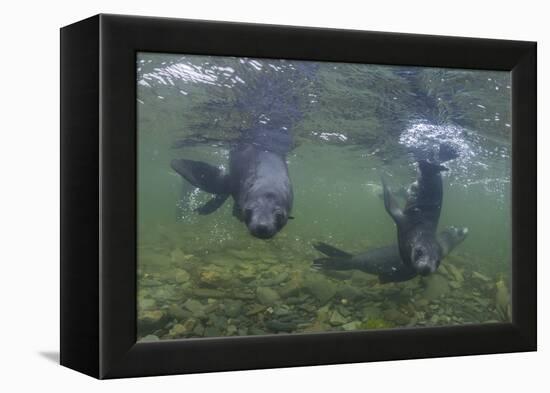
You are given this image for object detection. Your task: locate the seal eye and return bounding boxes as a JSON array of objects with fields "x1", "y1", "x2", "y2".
[
  {"x1": 243, "y1": 208, "x2": 253, "y2": 224},
  {"x1": 274, "y1": 211, "x2": 286, "y2": 228}
]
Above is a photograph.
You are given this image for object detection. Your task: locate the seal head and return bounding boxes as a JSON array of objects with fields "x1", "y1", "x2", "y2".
[{"x1": 242, "y1": 193, "x2": 290, "y2": 239}]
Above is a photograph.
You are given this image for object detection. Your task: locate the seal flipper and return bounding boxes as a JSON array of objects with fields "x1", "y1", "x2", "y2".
[
  {"x1": 196, "y1": 194, "x2": 230, "y2": 215},
  {"x1": 378, "y1": 266, "x2": 418, "y2": 283},
  {"x1": 381, "y1": 177, "x2": 405, "y2": 225},
  {"x1": 171, "y1": 159, "x2": 231, "y2": 195},
  {"x1": 314, "y1": 242, "x2": 353, "y2": 258}
]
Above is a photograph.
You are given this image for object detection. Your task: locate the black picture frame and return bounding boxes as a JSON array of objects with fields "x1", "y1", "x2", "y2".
[{"x1": 60, "y1": 14, "x2": 536, "y2": 379}]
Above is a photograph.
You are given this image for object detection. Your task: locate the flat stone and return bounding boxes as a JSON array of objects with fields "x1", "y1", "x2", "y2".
[
  {"x1": 329, "y1": 310, "x2": 347, "y2": 326},
  {"x1": 256, "y1": 287, "x2": 281, "y2": 305},
  {"x1": 140, "y1": 334, "x2": 159, "y2": 342},
  {"x1": 169, "y1": 318, "x2": 196, "y2": 337},
  {"x1": 140, "y1": 253, "x2": 171, "y2": 267},
  {"x1": 304, "y1": 276, "x2": 337, "y2": 304},
  {"x1": 336, "y1": 285, "x2": 361, "y2": 301},
  {"x1": 204, "y1": 326, "x2": 223, "y2": 337},
  {"x1": 437, "y1": 264, "x2": 450, "y2": 276},
  {"x1": 169, "y1": 324, "x2": 187, "y2": 336},
  {"x1": 139, "y1": 298, "x2": 156, "y2": 311},
  {"x1": 226, "y1": 325, "x2": 238, "y2": 335},
  {"x1": 449, "y1": 280, "x2": 462, "y2": 289},
  {"x1": 236, "y1": 266, "x2": 257, "y2": 282},
  {"x1": 246, "y1": 304, "x2": 267, "y2": 316},
  {"x1": 362, "y1": 306, "x2": 382, "y2": 320},
  {"x1": 314, "y1": 305, "x2": 330, "y2": 322},
  {"x1": 227, "y1": 249, "x2": 255, "y2": 260},
  {"x1": 170, "y1": 248, "x2": 184, "y2": 262},
  {"x1": 174, "y1": 268, "x2": 191, "y2": 283},
  {"x1": 167, "y1": 304, "x2": 188, "y2": 320},
  {"x1": 183, "y1": 299, "x2": 205, "y2": 315},
  {"x1": 342, "y1": 321, "x2": 362, "y2": 331},
  {"x1": 447, "y1": 264, "x2": 464, "y2": 282},
  {"x1": 138, "y1": 310, "x2": 167, "y2": 331},
  {"x1": 248, "y1": 327, "x2": 268, "y2": 336},
  {"x1": 266, "y1": 320, "x2": 296, "y2": 332},
  {"x1": 302, "y1": 320, "x2": 330, "y2": 333},
  {"x1": 140, "y1": 278, "x2": 163, "y2": 287},
  {"x1": 415, "y1": 299, "x2": 430, "y2": 308},
  {"x1": 495, "y1": 279, "x2": 510, "y2": 313},
  {"x1": 153, "y1": 286, "x2": 176, "y2": 301},
  {"x1": 191, "y1": 288, "x2": 227, "y2": 299},
  {"x1": 472, "y1": 271, "x2": 491, "y2": 282},
  {"x1": 223, "y1": 300, "x2": 244, "y2": 318},
  {"x1": 423, "y1": 274, "x2": 450, "y2": 300},
  {"x1": 383, "y1": 309, "x2": 409, "y2": 325},
  {"x1": 259, "y1": 272, "x2": 289, "y2": 286},
  {"x1": 198, "y1": 266, "x2": 233, "y2": 288}
]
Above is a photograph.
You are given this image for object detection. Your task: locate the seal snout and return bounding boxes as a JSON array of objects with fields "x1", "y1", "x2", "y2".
[
  {"x1": 416, "y1": 262, "x2": 435, "y2": 276},
  {"x1": 249, "y1": 223, "x2": 276, "y2": 239}
]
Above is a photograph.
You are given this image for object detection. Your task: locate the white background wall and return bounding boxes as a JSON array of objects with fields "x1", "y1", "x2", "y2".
[{"x1": 0, "y1": 0, "x2": 546, "y2": 391}]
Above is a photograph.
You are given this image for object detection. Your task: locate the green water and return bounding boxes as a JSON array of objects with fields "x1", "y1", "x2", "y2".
[{"x1": 136, "y1": 53, "x2": 512, "y2": 341}]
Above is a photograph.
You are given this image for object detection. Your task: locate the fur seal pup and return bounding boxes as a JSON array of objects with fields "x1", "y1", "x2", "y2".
[
  {"x1": 171, "y1": 128, "x2": 293, "y2": 239},
  {"x1": 313, "y1": 226, "x2": 468, "y2": 283},
  {"x1": 382, "y1": 144, "x2": 458, "y2": 275}
]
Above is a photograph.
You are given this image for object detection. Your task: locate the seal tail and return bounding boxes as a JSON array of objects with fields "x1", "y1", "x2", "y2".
[
  {"x1": 313, "y1": 242, "x2": 356, "y2": 271},
  {"x1": 313, "y1": 242, "x2": 353, "y2": 258}
]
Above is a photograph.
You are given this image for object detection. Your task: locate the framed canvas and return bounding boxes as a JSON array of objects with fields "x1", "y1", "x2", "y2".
[{"x1": 60, "y1": 14, "x2": 536, "y2": 379}]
